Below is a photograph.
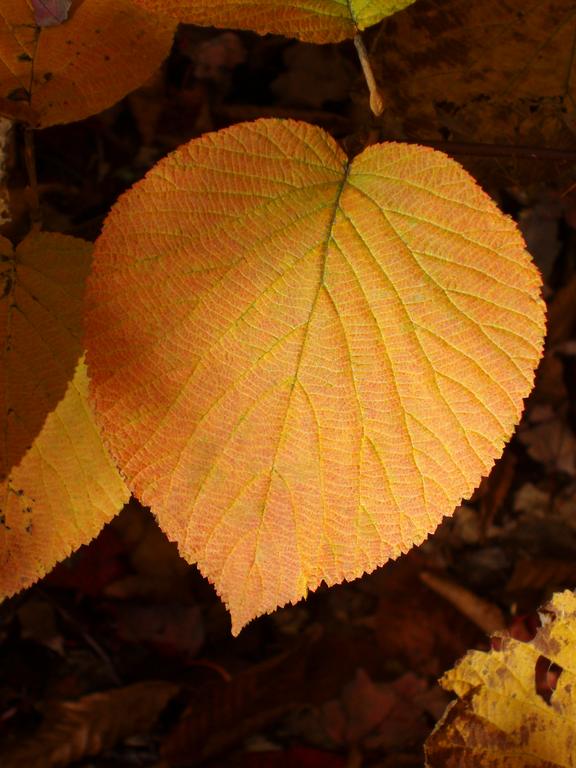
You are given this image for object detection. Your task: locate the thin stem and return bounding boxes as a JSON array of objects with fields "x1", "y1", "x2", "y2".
[
  {"x1": 354, "y1": 33, "x2": 384, "y2": 117},
  {"x1": 23, "y1": 126, "x2": 41, "y2": 227}
]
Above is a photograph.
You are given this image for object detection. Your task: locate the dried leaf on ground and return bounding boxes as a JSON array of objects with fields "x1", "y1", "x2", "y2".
[
  {"x1": 533, "y1": 275, "x2": 576, "y2": 406},
  {"x1": 361, "y1": 556, "x2": 482, "y2": 676},
  {"x1": 162, "y1": 627, "x2": 321, "y2": 765},
  {"x1": 320, "y1": 670, "x2": 434, "y2": 751},
  {"x1": 518, "y1": 409, "x2": 576, "y2": 475},
  {"x1": 0, "y1": 0, "x2": 175, "y2": 127},
  {"x1": 1, "y1": 681, "x2": 179, "y2": 767},
  {"x1": 131, "y1": 0, "x2": 418, "y2": 43},
  {"x1": 506, "y1": 558, "x2": 576, "y2": 597},
  {"x1": 425, "y1": 590, "x2": 576, "y2": 767},
  {"x1": 375, "y1": 0, "x2": 576, "y2": 147},
  {"x1": 0, "y1": 358, "x2": 129, "y2": 600},
  {"x1": 86, "y1": 118, "x2": 545, "y2": 633},
  {"x1": 0, "y1": 231, "x2": 91, "y2": 478},
  {"x1": 419, "y1": 571, "x2": 506, "y2": 635}
]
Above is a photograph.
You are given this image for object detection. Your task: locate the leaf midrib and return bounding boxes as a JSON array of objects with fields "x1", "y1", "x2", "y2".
[{"x1": 239, "y1": 159, "x2": 352, "y2": 606}]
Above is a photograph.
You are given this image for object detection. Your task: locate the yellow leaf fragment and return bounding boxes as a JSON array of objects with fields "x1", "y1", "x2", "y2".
[
  {"x1": 0, "y1": 231, "x2": 91, "y2": 478},
  {"x1": 0, "y1": 357, "x2": 129, "y2": 599},
  {"x1": 131, "y1": 0, "x2": 418, "y2": 43},
  {"x1": 0, "y1": 0, "x2": 175, "y2": 128},
  {"x1": 85, "y1": 119, "x2": 545, "y2": 633},
  {"x1": 425, "y1": 590, "x2": 576, "y2": 767}
]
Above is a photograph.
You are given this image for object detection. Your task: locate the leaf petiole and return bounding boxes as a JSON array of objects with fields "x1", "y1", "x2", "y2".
[{"x1": 353, "y1": 33, "x2": 384, "y2": 116}]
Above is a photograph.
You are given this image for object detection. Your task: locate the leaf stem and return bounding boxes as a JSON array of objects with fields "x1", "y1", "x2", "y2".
[
  {"x1": 23, "y1": 126, "x2": 41, "y2": 227},
  {"x1": 354, "y1": 33, "x2": 384, "y2": 117}
]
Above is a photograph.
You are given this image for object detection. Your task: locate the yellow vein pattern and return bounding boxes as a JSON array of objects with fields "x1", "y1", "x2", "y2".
[
  {"x1": 86, "y1": 119, "x2": 545, "y2": 633},
  {"x1": 131, "y1": 0, "x2": 417, "y2": 43}
]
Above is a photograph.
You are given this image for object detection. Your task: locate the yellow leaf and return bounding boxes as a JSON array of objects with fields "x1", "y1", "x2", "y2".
[
  {"x1": 0, "y1": 0, "x2": 175, "y2": 128},
  {"x1": 85, "y1": 119, "x2": 545, "y2": 633},
  {"x1": 0, "y1": 356, "x2": 129, "y2": 599},
  {"x1": 425, "y1": 590, "x2": 576, "y2": 767},
  {"x1": 0, "y1": 231, "x2": 91, "y2": 478},
  {"x1": 131, "y1": 0, "x2": 418, "y2": 43}
]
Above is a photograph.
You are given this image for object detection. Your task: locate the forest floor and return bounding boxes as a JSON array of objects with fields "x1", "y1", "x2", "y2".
[{"x1": 1, "y1": 18, "x2": 576, "y2": 768}]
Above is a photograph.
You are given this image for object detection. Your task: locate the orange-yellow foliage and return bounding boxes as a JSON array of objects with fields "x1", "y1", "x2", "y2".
[
  {"x1": 0, "y1": 232, "x2": 129, "y2": 599},
  {"x1": 131, "y1": 0, "x2": 417, "y2": 43},
  {"x1": 86, "y1": 119, "x2": 545, "y2": 633},
  {"x1": 0, "y1": 0, "x2": 175, "y2": 127},
  {"x1": 0, "y1": 232, "x2": 90, "y2": 478}
]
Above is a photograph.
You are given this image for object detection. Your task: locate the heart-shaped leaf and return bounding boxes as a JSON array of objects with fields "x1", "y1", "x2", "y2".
[{"x1": 86, "y1": 119, "x2": 545, "y2": 633}]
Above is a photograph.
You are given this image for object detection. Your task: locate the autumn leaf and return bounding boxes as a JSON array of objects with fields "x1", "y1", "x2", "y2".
[
  {"x1": 0, "y1": 231, "x2": 91, "y2": 478},
  {"x1": 0, "y1": 356, "x2": 129, "y2": 600},
  {"x1": 375, "y1": 0, "x2": 576, "y2": 148},
  {"x1": 425, "y1": 590, "x2": 576, "y2": 767},
  {"x1": 131, "y1": 0, "x2": 418, "y2": 44},
  {"x1": 85, "y1": 119, "x2": 545, "y2": 634},
  {"x1": 0, "y1": 0, "x2": 175, "y2": 128}
]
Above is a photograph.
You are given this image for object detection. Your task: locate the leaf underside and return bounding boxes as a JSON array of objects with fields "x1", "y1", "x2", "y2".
[
  {"x1": 86, "y1": 119, "x2": 545, "y2": 633},
  {"x1": 131, "y1": 0, "x2": 418, "y2": 43}
]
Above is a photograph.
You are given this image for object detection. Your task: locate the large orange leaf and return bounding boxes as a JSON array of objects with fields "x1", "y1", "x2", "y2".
[
  {"x1": 85, "y1": 119, "x2": 545, "y2": 633},
  {"x1": 131, "y1": 0, "x2": 418, "y2": 43},
  {"x1": 0, "y1": 231, "x2": 91, "y2": 478},
  {"x1": 0, "y1": 0, "x2": 175, "y2": 128},
  {"x1": 0, "y1": 356, "x2": 129, "y2": 599}
]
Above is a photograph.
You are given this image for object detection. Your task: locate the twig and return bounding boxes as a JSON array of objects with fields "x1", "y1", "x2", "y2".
[
  {"x1": 354, "y1": 33, "x2": 384, "y2": 116},
  {"x1": 420, "y1": 570, "x2": 506, "y2": 635},
  {"x1": 23, "y1": 126, "x2": 41, "y2": 227}
]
